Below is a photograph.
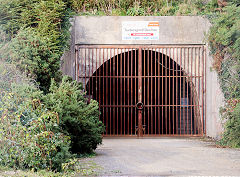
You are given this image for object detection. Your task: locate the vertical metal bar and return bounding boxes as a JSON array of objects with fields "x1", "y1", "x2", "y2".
[
  {"x1": 151, "y1": 48, "x2": 153, "y2": 134},
  {"x1": 204, "y1": 46, "x2": 207, "y2": 135},
  {"x1": 92, "y1": 49, "x2": 94, "y2": 97},
  {"x1": 168, "y1": 47, "x2": 171, "y2": 134},
  {"x1": 198, "y1": 47, "x2": 201, "y2": 134},
  {"x1": 85, "y1": 48, "x2": 87, "y2": 91},
  {"x1": 98, "y1": 48, "x2": 101, "y2": 126},
  {"x1": 81, "y1": 48, "x2": 83, "y2": 84},
  {"x1": 138, "y1": 47, "x2": 143, "y2": 137},
  {"x1": 176, "y1": 48, "x2": 179, "y2": 134},
  {"x1": 102, "y1": 49, "x2": 105, "y2": 135},
  {"x1": 127, "y1": 49, "x2": 130, "y2": 135},
  {"x1": 106, "y1": 48, "x2": 108, "y2": 135},
  {"x1": 172, "y1": 48, "x2": 175, "y2": 135},
  {"x1": 143, "y1": 49, "x2": 146, "y2": 133},
  {"x1": 161, "y1": 48, "x2": 164, "y2": 134},
  {"x1": 113, "y1": 49, "x2": 116, "y2": 135},
  {"x1": 131, "y1": 49, "x2": 133, "y2": 135},
  {"x1": 201, "y1": 46, "x2": 204, "y2": 135},
  {"x1": 88, "y1": 49, "x2": 91, "y2": 99},
  {"x1": 183, "y1": 48, "x2": 186, "y2": 135},
  {"x1": 120, "y1": 48, "x2": 123, "y2": 135},
  {"x1": 135, "y1": 49, "x2": 137, "y2": 135},
  {"x1": 194, "y1": 47, "x2": 197, "y2": 135},
  {"x1": 147, "y1": 48, "x2": 150, "y2": 135},
  {"x1": 117, "y1": 48, "x2": 119, "y2": 135},
  {"x1": 165, "y1": 48, "x2": 168, "y2": 134},
  {"x1": 158, "y1": 48, "x2": 161, "y2": 135},
  {"x1": 190, "y1": 47, "x2": 193, "y2": 135},
  {"x1": 154, "y1": 48, "x2": 158, "y2": 135},
  {"x1": 196, "y1": 47, "x2": 201, "y2": 134},
  {"x1": 75, "y1": 47, "x2": 78, "y2": 81},
  {"x1": 179, "y1": 48, "x2": 182, "y2": 135},
  {"x1": 109, "y1": 48, "x2": 112, "y2": 135},
  {"x1": 95, "y1": 48, "x2": 98, "y2": 112}
]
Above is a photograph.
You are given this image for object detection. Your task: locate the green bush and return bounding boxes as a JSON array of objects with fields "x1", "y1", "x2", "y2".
[
  {"x1": 0, "y1": 0, "x2": 71, "y2": 92},
  {"x1": 220, "y1": 100, "x2": 240, "y2": 147},
  {"x1": 0, "y1": 0, "x2": 66, "y2": 45},
  {"x1": 0, "y1": 62, "x2": 104, "y2": 171},
  {"x1": 208, "y1": 5, "x2": 240, "y2": 72},
  {"x1": 43, "y1": 76, "x2": 104, "y2": 154},
  {"x1": 0, "y1": 69, "x2": 72, "y2": 171},
  {"x1": 0, "y1": 95, "x2": 72, "y2": 171},
  {"x1": 3, "y1": 28, "x2": 61, "y2": 93},
  {"x1": 68, "y1": 0, "x2": 220, "y2": 16}
]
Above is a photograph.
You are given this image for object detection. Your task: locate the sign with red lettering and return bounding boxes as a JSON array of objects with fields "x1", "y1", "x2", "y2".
[{"x1": 122, "y1": 21, "x2": 159, "y2": 40}]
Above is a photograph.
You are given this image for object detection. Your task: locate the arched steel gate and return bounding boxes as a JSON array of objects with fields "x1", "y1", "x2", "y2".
[{"x1": 75, "y1": 45, "x2": 206, "y2": 137}]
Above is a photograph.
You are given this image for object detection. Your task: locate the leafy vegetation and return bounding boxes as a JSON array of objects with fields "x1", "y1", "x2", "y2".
[
  {"x1": 0, "y1": 159, "x2": 102, "y2": 176},
  {"x1": 44, "y1": 76, "x2": 104, "y2": 154},
  {"x1": 0, "y1": 63, "x2": 72, "y2": 171},
  {"x1": 3, "y1": 28, "x2": 61, "y2": 92},
  {"x1": 0, "y1": 62, "x2": 104, "y2": 172},
  {"x1": 0, "y1": 0, "x2": 71, "y2": 92},
  {"x1": 208, "y1": 4, "x2": 240, "y2": 147},
  {"x1": 0, "y1": 0, "x2": 105, "y2": 173},
  {"x1": 70, "y1": 0, "x2": 219, "y2": 16}
]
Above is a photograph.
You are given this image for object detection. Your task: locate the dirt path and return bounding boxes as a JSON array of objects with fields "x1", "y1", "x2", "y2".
[{"x1": 78, "y1": 138, "x2": 240, "y2": 176}]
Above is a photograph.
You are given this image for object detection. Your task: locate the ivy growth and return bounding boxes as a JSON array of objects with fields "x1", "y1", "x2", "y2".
[{"x1": 208, "y1": 4, "x2": 240, "y2": 147}]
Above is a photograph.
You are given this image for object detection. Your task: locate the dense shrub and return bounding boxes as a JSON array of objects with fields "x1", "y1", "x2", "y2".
[
  {"x1": 3, "y1": 28, "x2": 61, "y2": 92},
  {"x1": 0, "y1": 63, "x2": 72, "y2": 171},
  {"x1": 43, "y1": 76, "x2": 104, "y2": 154},
  {"x1": 220, "y1": 100, "x2": 240, "y2": 147},
  {"x1": 0, "y1": 0, "x2": 66, "y2": 45},
  {"x1": 208, "y1": 5, "x2": 240, "y2": 74},
  {"x1": 0, "y1": 0, "x2": 71, "y2": 92},
  {"x1": 208, "y1": 4, "x2": 240, "y2": 147},
  {"x1": 70, "y1": 0, "x2": 219, "y2": 16},
  {"x1": 0, "y1": 63, "x2": 104, "y2": 171}
]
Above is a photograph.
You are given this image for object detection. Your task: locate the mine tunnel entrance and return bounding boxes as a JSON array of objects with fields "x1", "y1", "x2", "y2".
[{"x1": 76, "y1": 45, "x2": 206, "y2": 137}]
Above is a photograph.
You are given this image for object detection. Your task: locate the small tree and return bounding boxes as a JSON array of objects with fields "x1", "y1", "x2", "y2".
[{"x1": 44, "y1": 76, "x2": 104, "y2": 154}]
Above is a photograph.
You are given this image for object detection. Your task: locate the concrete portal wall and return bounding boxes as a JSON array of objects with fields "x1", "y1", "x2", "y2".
[
  {"x1": 75, "y1": 16, "x2": 209, "y2": 45},
  {"x1": 61, "y1": 16, "x2": 225, "y2": 139}
]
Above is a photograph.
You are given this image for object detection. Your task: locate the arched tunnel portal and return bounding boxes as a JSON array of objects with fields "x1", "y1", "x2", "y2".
[{"x1": 78, "y1": 46, "x2": 205, "y2": 136}]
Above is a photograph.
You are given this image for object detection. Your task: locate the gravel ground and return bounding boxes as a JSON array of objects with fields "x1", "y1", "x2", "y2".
[{"x1": 77, "y1": 137, "x2": 240, "y2": 176}]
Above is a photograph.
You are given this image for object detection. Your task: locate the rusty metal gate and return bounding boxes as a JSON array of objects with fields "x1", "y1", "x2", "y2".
[{"x1": 75, "y1": 45, "x2": 206, "y2": 137}]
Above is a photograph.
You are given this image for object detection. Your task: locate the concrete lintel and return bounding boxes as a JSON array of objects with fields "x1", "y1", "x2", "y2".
[{"x1": 74, "y1": 16, "x2": 211, "y2": 45}]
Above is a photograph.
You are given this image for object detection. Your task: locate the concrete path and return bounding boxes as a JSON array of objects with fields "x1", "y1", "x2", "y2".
[{"x1": 82, "y1": 138, "x2": 240, "y2": 176}]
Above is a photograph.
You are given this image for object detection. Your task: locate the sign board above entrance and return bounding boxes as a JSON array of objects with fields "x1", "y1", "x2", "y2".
[{"x1": 122, "y1": 21, "x2": 159, "y2": 40}]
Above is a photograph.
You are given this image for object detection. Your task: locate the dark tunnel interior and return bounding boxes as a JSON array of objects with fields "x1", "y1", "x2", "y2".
[{"x1": 86, "y1": 49, "x2": 199, "y2": 135}]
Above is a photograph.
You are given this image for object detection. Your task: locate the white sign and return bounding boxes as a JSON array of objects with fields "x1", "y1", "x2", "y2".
[{"x1": 122, "y1": 21, "x2": 159, "y2": 40}]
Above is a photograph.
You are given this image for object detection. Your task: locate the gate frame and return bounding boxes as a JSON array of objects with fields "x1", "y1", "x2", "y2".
[{"x1": 75, "y1": 44, "x2": 207, "y2": 137}]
